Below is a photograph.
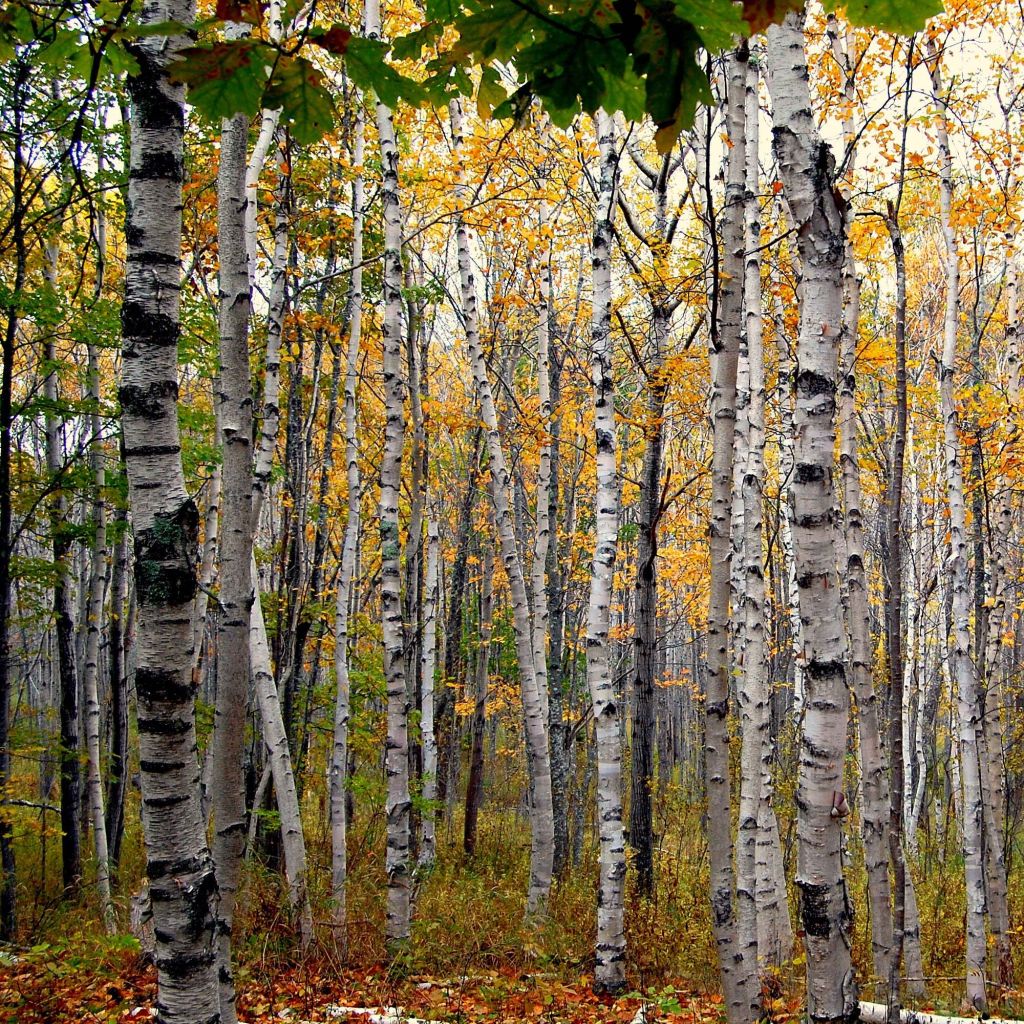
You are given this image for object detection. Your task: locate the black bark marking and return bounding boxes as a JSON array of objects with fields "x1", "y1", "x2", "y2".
[
  {"x1": 137, "y1": 716, "x2": 192, "y2": 736},
  {"x1": 795, "y1": 462, "x2": 826, "y2": 484},
  {"x1": 798, "y1": 879, "x2": 831, "y2": 938},
  {"x1": 134, "y1": 500, "x2": 199, "y2": 607},
  {"x1": 120, "y1": 303, "x2": 181, "y2": 348},
  {"x1": 806, "y1": 658, "x2": 844, "y2": 681},
  {"x1": 132, "y1": 151, "x2": 185, "y2": 183}
]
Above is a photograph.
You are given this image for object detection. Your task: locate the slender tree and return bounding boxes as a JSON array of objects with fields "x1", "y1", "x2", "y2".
[
  {"x1": 119, "y1": 0, "x2": 221, "y2": 1017},
  {"x1": 767, "y1": 14, "x2": 856, "y2": 1021}
]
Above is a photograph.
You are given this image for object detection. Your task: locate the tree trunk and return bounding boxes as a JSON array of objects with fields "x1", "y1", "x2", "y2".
[
  {"x1": 247, "y1": 148, "x2": 313, "y2": 949},
  {"x1": 210, "y1": 99, "x2": 255, "y2": 1024},
  {"x1": 767, "y1": 15, "x2": 856, "y2": 1022},
  {"x1": 706, "y1": 43, "x2": 762, "y2": 1024},
  {"x1": 0, "y1": 58, "x2": 27, "y2": 940},
  {"x1": 586, "y1": 108, "x2": 626, "y2": 996},
  {"x1": 464, "y1": 537, "x2": 494, "y2": 857},
  {"x1": 43, "y1": 243, "x2": 82, "y2": 898},
  {"x1": 419, "y1": 521, "x2": 440, "y2": 868},
  {"x1": 106, "y1": 506, "x2": 130, "y2": 871},
  {"x1": 83, "y1": 336, "x2": 114, "y2": 932},
  {"x1": 332, "y1": 98, "x2": 364, "y2": 943},
  {"x1": 839, "y1": 219, "x2": 894, "y2": 988},
  {"x1": 369, "y1": 0, "x2": 411, "y2": 947},
  {"x1": 740, "y1": 54, "x2": 791, "y2": 970},
  {"x1": 928, "y1": 38, "x2": 988, "y2": 1013},
  {"x1": 120, "y1": 0, "x2": 221, "y2": 1015},
  {"x1": 532, "y1": 200, "x2": 554, "y2": 864}
]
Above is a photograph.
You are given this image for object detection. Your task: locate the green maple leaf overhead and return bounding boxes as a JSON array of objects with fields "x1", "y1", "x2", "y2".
[
  {"x1": 171, "y1": 40, "x2": 273, "y2": 120},
  {"x1": 825, "y1": 0, "x2": 944, "y2": 34},
  {"x1": 162, "y1": 0, "x2": 944, "y2": 146},
  {"x1": 264, "y1": 56, "x2": 337, "y2": 144}
]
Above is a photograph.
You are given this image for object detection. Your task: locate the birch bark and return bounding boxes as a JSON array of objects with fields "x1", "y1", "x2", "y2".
[
  {"x1": 367, "y1": 0, "x2": 411, "y2": 945},
  {"x1": 586, "y1": 108, "x2": 626, "y2": 995},
  {"x1": 707, "y1": 44, "x2": 761, "y2": 1024},
  {"x1": 419, "y1": 521, "x2": 440, "y2": 868},
  {"x1": 247, "y1": 153, "x2": 313, "y2": 949},
  {"x1": 767, "y1": 15, "x2": 856, "y2": 1021},
  {"x1": 929, "y1": 39, "x2": 988, "y2": 1012},
  {"x1": 741, "y1": 53, "x2": 791, "y2": 970},
  {"x1": 43, "y1": 244, "x2": 81, "y2": 897},
  {"x1": 83, "y1": 179, "x2": 114, "y2": 931},
  {"x1": 464, "y1": 536, "x2": 494, "y2": 857},
  {"x1": 120, "y1": 0, "x2": 221, "y2": 1016},
  {"x1": 210, "y1": 97, "x2": 255, "y2": 1024},
  {"x1": 839, "y1": 223, "x2": 892, "y2": 987},
  {"x1": 532, "y1": 199, "x2": 554, "y2": 823},
  {"x1": 332, "y1": 99, "x2": 364, "y2": 940}
]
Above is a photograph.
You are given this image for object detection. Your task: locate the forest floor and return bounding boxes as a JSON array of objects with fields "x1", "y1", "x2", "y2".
[{"x1": 0, "y1": 942, "x2": 747, "y2": 1024}]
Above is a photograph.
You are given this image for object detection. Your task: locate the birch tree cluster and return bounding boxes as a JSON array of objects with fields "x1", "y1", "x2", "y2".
[{"x1": 2, "y1": 2, "x2": 1024, "y2": 1024}]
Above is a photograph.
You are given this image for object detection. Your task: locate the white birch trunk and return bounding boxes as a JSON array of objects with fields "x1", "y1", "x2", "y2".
[
  {"x1": 121, "y1": 0, "x2": 220, "y2": 1016},
  {"x1": 210, "y1": 99, "x2": 255, "y2": 1024},
  {"x1": 837, "y1": 171, "x2": 893, "y2": 991},
  {"x1": 707, "y1": 45, "x2": 762, "y2": 1024},
  {"x1": 586, "y1": 109, "x2": 626, "y2": 995},
  {"x1": 247, "y1": 148, "x2": 313, "y2": 950},
  {"x1": 929, "y1": 39, "x2": 988, "y2": 1013},
  {"x1": 773, "y1": 275, "x2": 803, "y2": 717},
  {"x1": 83, "y1": 175, "x2": 114, "y2": 933},
  {"x1": 767, "y1": 16, "x2": 856, "y2": 1022},
  {"x1": 733, "y1": 53, "x2": 759, "y2": 976},
  {"x1": 84, "y1": 338, "x2": 114, "y2": 934},
  {"x1": 741, "y1": 54, "x2": 791, "y2": 971},
  {"x1": 332, "y1": 100, "x2": 364, "y2": 941},
  {"x1": 191, "y1": 462, "x2": 220, "y2": 674},
  {"x1": 249, "y1": 565, "x2": 312, "y2": 945},
  {"x1": 367, "y1": 0, "x2": 411, "y2": 946},
  {"x1": 449, "y1": 98, "x2": 554, "y2": 915},
  {"x1": 531, "y1": 199, "x2": 553, "y2": 753},
  {"x1": 419, "y1": 521, "x2": 439, "y2": 868}
]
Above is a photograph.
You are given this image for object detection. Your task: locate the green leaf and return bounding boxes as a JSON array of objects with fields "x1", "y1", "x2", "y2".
[
  {"x1": 600, "y1": 62, "x2": 645, "y2": 124},
  {"x1": 392, "y1": 23, "x2": 442, "y2": 61},
  {"x1": 346, "y1": 37, "x2": 427, "y2": 108},
  {"x1": 476, "y1": 64, "x2": 506, "y2": 118},
  {"x1": 170, "y1": 40, "x2": 272, "y2": 120},
  {"x1": 456, "y1": 0, "x2": 534, "y2": 62},
  {"x1": 265, "y1": 55, "x2": 336, "y2": 145},
  {"x1": 672, "y1": 0, "x2": 748, "y2": 51},
  {"x1": 427, "y1": 0, "x2": 460, "y2": 20},
  {"x1": 824, "y1": 0, "x2": 943, "y2": 34}
]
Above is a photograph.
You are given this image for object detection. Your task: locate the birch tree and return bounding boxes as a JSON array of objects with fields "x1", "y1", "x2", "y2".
[
  {"x1": 585, "y1": 108, "x2": 626, "y2": 995},
  {"x1": 706, "y1": 43, "x2": 762, "y2": 1024},
  {"x1": 332, "y1": 98, "x2": 365, "y2": 942},
  {"x1": 928, "y1": 37, "x2": 988, "y2": 1013},
  {"x1": 767, "y1": 15, "x2": 856, "y2": 1021},
  {"x1": 368, "y1": 0, "x2": 411, "y2": 945},
  {"x1": 210, "y1": 90, "x2": 255, "y2": 1024},
  {"x1": 119, "y1": 0, "x2": 220, "y2": 1018}
]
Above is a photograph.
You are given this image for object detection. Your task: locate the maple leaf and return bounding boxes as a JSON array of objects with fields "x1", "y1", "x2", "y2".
[
  {"x1": 215, "y1": 0, "x2": 264, "y2": 26},
  {"x1": 311, "y1": 25, "x2": 353, "y2": 55},
  {"x1": 742, "y1": 0, "x2": 803, "y2": 34}
]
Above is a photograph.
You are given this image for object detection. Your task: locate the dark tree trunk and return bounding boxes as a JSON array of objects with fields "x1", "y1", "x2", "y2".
[
  {"x1": 436, "y1": 430, "x2": 480, "y2": 808},
  {"x1": 105, "y1": 508, "x2": 130, "y2": 871},
  {"x1": 883, "y1": 208, "x2": 908, "y2": 1023},
  {"x1": 630, "y1": 362, "x2": 666, "y2": 897},
  {"x1": 464, "y1": 539, "x2": 493, "y2": 856}
]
